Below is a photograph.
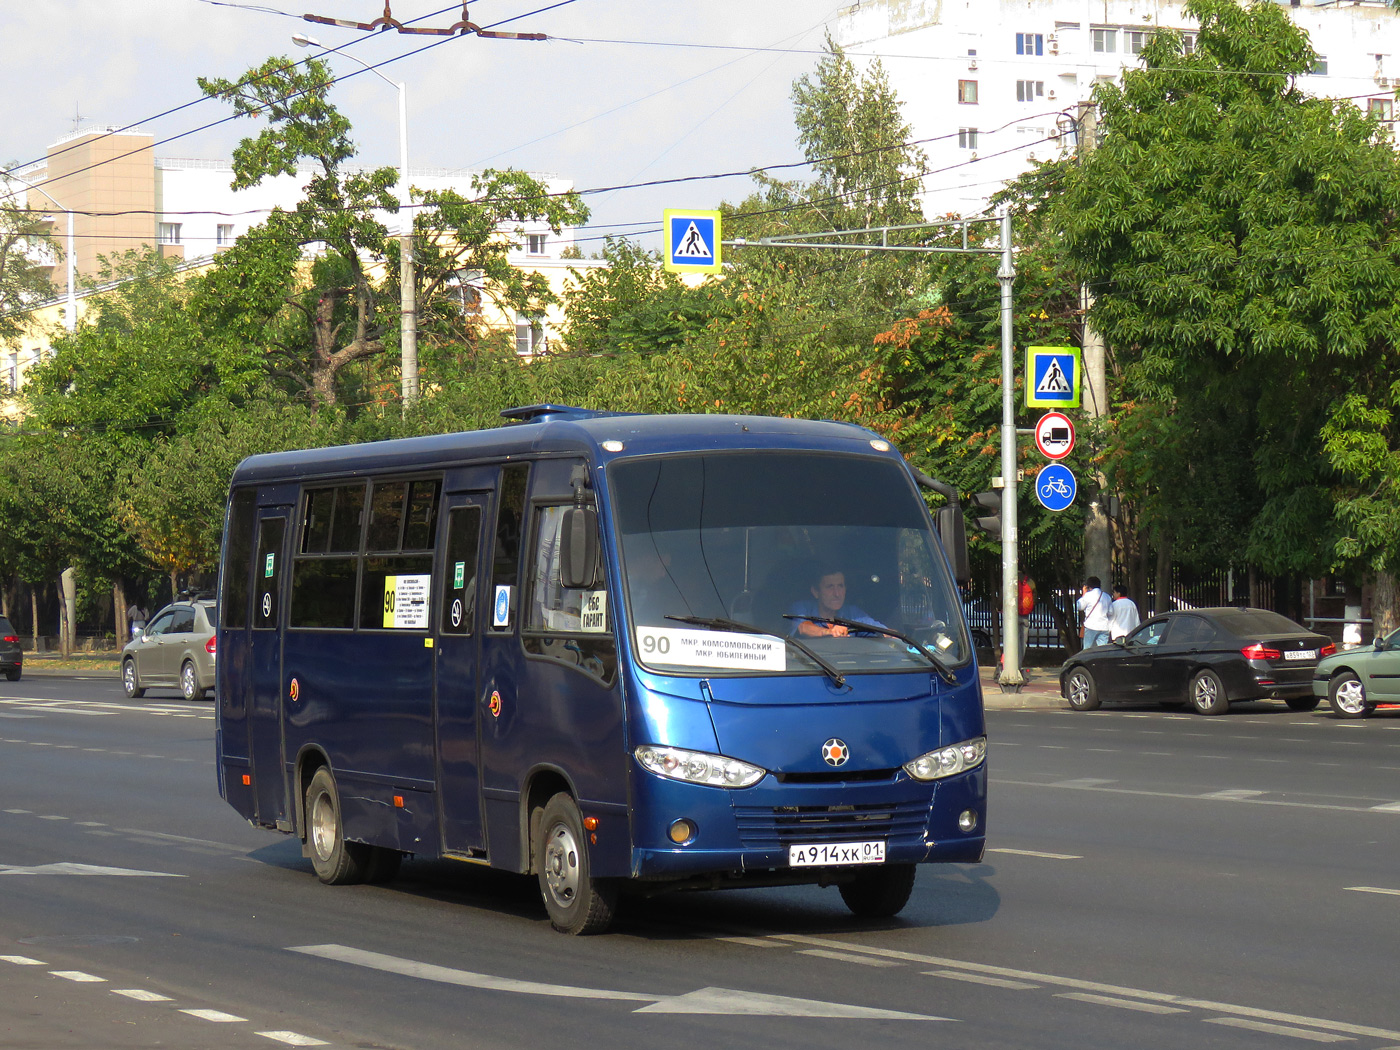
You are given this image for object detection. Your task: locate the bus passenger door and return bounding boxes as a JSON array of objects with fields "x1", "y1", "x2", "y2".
[
  {"x1": 434, "y1": 493, "x2": 490, "y2": 854},
  {"x1": 249, "y1": 510, "x2": 291, "y2": 829}
]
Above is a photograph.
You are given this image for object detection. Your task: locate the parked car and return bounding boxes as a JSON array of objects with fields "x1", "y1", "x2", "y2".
[
  {"x1": 0, "y1": 615, "x2": 22, "y2": 681},
  {"x1": 1060, "y1": 607, "x2": 1334, "y2": 715},
  {"x1": 121, "y1": 598, "x2": 216, "y2": 701},
  {"x1": 1312, "y1": 626, "x2": 1400, "y2": 718}
]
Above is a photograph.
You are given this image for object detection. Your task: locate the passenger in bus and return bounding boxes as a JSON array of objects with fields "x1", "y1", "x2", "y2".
[{"x1": 788, "y1": 567, "x2": 887, "y2": 638}]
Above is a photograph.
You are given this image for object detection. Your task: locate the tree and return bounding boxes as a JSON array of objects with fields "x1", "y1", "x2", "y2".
[{"x1": 0, "y1": 185, "x2": 60, "y2": 345}]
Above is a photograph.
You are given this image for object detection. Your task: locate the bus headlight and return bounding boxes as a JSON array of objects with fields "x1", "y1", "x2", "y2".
[
  {"x1": 634, "y1": 745, "x2": 766, "y2": 788},
  {"x1": 903, "y1": 737, "x2": 987, "y2": 781}
]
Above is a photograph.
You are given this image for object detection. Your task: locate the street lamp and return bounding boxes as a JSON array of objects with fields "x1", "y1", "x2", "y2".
[
  {"x1": 1, "y1": 167, "x2": 78, "y2": 334},
  {"x1": 293, "y1": 33, "x2": 418, "y2": 407}
]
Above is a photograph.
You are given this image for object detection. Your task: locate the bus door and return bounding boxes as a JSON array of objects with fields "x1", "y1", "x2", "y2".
[
  {"x1": 249, "y1": 508, "x2": 291, "y2": 829},
  {"x1": 434, "y1": 492, "x2": 490, "y2": 854}
]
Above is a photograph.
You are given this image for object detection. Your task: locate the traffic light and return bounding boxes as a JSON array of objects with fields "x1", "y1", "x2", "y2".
[{"x1": 969, "y1": 490, "x2": 1002, "y2": 538}]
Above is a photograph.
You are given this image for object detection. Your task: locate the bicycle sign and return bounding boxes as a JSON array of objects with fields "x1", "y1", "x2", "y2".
[{"x1": 1035, "y1": 463, "x2": 1077, "y2": 512}]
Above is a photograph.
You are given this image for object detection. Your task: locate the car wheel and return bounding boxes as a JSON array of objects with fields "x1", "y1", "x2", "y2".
[
  {"x1": 1285, "y1": 696, "x2": 1321, "y2": 712},
  {"x1": 839, "y1": 863, "x2": 917, "y2": 918},
  {"x1": 1189, "y1": 669, "x2": 1230, "y2": 715},
  {"x1": 536, "y1": 792, "x2": 618, "y2": 935},
  {"x1": 1064, "y1": 667, "x2": 1100, "y2": 711},
  {"x1": 1328, "y1": 672, "x2": 1373, "y2": 719},
  {"x1": 304, "y1": 767, "x2": 369, "y2": 885},
  {"x1": 4, "y1": 668, "x2": 18, "y2": 682},
  {"x1": 179, "y1": 660, "x2": 205, "y2": 702},
  {"x1": 122, "y1": 659, "x2": 145, "y2": 699}
]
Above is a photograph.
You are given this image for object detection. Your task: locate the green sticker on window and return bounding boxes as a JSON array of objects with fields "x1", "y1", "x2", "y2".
[
  {"x1": 454, "y1": 561, "x2": 466, "y2": 589},
  {"x1": 264, "y1": 553, "x2": 275, "y2": 578}
]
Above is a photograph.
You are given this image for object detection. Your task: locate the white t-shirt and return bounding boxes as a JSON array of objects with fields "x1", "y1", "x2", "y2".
[
  {"x1": 1077, "y1": 587, "x2": 1112, "y2": 632},
  {"x1": 1109, "y1": 596, "x2": 1141, "y2": 640}
]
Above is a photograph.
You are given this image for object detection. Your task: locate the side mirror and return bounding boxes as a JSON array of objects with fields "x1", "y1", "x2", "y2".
[
  {"x1": 560, "y1": 506, "x2": 601, "y2": 590},
  {"x1": 1375, "y1": 637, "x2": 1386, "y2": 653},
  {"x1": 935, "y1": 504, "x2": 971, "y2": 586}
]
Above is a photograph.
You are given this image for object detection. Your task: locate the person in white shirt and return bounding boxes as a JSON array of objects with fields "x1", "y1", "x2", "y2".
[
  {"x1": 1077, "y1": 576, "x2": 1112, "y2": 648},
  {"x1": 1108, "y1": 584, "x2": 1141, "y2": 642}
]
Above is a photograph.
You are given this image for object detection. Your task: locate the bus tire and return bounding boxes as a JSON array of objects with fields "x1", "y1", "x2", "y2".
[
  {"x1": 839, "y1": 863, "x2": 917, "y2": 918},
  {"x1": 305, "y1": 767, "x2": 367, "y2": 885},
  {"x1": 536, "y1": 792, "x2": 617, "y2": 935}
]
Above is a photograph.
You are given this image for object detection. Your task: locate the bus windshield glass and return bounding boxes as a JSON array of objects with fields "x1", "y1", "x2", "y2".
[{"x1": 609, "y1": 451, "x2": 969, "y2": 677}]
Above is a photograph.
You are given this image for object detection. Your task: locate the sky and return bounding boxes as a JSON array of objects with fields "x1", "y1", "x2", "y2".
[{"x1": 1, "y1": 1, "x2": 850, "y2": 252}]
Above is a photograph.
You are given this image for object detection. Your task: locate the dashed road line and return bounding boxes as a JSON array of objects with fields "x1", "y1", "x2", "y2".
[
  {"x1": 52, "y1": 970, "x2": 105, "y2": 982},
  {"x1": 181, "y1": 1008, "x2": 248, "y2": 1022},
  {"x1": 799, "y1": 949, "x2": 902, "y2": 967},
  {"x1": 258, "y1": 1032, "x2": 329, "y2": 1046},
  {"x1": 1057, "y1": 992, "x2": 1187, "y2": 1015},
  {"x1": 1346, "y1": 886, "x2": 1400, "y2": 897},
  {"x1": 113, "y1": 989, "x2": 174, "y2": 1002},
  {"x1": 986, "y1": 848, "x2": 1082, "y2": 860},
  {"x1": 925, "y1": 970, "x2": 1038, "y2": 990},
  {"x1": 1205, "y1": 1017, "x2": 1352, "y2": 1042}
]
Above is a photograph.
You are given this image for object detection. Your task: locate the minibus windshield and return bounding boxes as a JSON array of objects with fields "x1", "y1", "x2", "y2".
[{"x1": 610, "y1": 451, "x2": 969, "y2": 677}]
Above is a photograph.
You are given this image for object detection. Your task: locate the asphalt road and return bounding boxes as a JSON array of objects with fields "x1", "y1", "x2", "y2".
[{"x1": 2, "y1": 676, "x2": 1399, "y2": 1050}]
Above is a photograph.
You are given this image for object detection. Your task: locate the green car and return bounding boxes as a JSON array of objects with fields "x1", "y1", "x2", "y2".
[{"x1": 1312, "y1": 627, "x2": 1400, "y2": 718}]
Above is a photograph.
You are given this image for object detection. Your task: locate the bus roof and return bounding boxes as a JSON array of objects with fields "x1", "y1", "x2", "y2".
[{"x1": 229, "y1": 409, "x2": 896, "y2": 487}]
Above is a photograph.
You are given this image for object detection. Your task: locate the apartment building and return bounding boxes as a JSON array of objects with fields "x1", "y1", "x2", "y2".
[
  {"x1": 833, "y1": 0, "x2": 1400, "y2": 217},
  {"x1": 3, "y1": 127, "x2": 587, "y2": 388}
]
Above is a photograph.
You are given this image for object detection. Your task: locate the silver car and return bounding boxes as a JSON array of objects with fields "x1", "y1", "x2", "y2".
[{"x1": 121, "y1": 599, "x2": 216, "y2": 701}]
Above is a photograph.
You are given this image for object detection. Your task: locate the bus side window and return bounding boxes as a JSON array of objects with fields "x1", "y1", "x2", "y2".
[
  {"x1": 441, "y1": 506, "x2": 481, "y2": 635},
  {"x1": 527, "y1": 505, "x2": 609, "y2": 633},
  {"x1": 222, "y1": 488, "x2": 256, "y2": 630},
  {"x1": 488, "y1": 464, "x2": 530, "y2": 630}
]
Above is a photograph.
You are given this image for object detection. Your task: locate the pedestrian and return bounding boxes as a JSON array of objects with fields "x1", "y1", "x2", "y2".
[
  {"x1": 1076, "y1": 576, "x2": 1112, "y2": 649},
  {"x1": 1018, "y1": 576, "x2": 1036, "y2": 664},
  {"x1": 1108, "y1": 584, "x2": 1140, "y2": 642},
  {"x1": 126, "y1": 602, "x2": 147, "y2": 640}
]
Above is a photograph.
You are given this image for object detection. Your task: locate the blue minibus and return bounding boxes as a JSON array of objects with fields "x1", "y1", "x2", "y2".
[{"x1": 215, "y1": 406, "x2": 986, "y2": 933}]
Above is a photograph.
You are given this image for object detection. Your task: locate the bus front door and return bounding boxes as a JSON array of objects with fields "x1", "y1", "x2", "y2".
[
  {"x1": 249, "y1": 510, "x2": 291, "y2": 829},
  {"x1": 434, "y1": 493, "x2": 490, "y2": 854}
]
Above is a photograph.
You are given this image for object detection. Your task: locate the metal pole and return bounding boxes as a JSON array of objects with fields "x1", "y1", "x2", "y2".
[
  {"x1": 65, "y1": 209, "x2": 75, "y2": 333},
  {"x1": 999, "y1": 210, "x2": 1023, "y2": 689},
  {"x1": 396, "y1": 80, "x2": 418, "y2": 408}
]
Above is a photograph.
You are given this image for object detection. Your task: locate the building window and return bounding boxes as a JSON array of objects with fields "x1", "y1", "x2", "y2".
[
  {"x1": 158, "y1": 222, "x2": 182, "y2": 245},
  {"x1": 1016, "y1": 80, "x2": 1044, "y2": 102},
  {"x1": 516, "y1": 314, "x2": 546, "y2": 356},
  {"x1": 526, "y1": 233, "x2": 547, "y2": 255},
  {"x1": 1182, "y1": 33, "x2": 1196, "y2": 55},
  {"x1": 958, "y1": 127, "x2": 979, "y2": 149},
  {"x1": 6, "y1": 353, "x2": 16, "y2": 392},
  {"x1": 216, "y1": 224, "x2": 235, "y2": 246},
  {"x1": 1092, "y1": 28, "x2": 1116, "y2": 53},
  {"x1": 1126, "y1": 30, "x2": 1151, "y2": 55},
  {"x1": 1369, "y1": 98, "x2": 1394, "y2": 122},
  {"x1": 958, "y1": 80, "x2": 979, "y2": 104},
  {"x1": 1015, "y1": 33, "x2": 1043, "y2": 57},
  {"x1": 1311, "y1": 56, "x2": 1328, "y2": 76}
]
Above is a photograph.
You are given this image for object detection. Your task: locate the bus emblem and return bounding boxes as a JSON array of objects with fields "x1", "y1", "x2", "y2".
[
  {"x1": 489, "y1": 690, "x2": 502, "y2": 718},
  {"x1": 821, "y1": 739, "x2": 849, "y2": 767}
]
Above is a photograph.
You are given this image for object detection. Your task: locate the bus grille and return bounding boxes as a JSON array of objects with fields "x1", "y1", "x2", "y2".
[{"x1": 733, "y1": 800, "x2": 931, "y2": 848}]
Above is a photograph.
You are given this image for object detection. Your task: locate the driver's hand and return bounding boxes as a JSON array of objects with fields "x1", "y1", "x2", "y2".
[{"x1": 828, "y1": 624, "x2": 848, "y2": 637}]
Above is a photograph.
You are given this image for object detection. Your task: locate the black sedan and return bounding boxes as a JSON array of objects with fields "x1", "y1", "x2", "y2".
[{"x1": 1061, "y1": 607, "x2": 1335, "y2": 715}]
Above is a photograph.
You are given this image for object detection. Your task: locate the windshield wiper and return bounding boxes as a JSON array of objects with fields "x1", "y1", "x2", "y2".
[
  {"x1": 783, "y1": 614, "x2": 959, "y2": 685},
  {"x1": 665, "y1": 614, "x2": 847, "y2": 688}
]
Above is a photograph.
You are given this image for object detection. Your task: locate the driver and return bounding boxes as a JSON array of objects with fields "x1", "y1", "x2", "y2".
[{"x1": 788, "y1": 567, "x2": 886, "y2": 638}]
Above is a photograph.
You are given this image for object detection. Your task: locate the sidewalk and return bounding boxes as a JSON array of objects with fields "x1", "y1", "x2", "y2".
[
  {"x1": 18, "y1": 651, "x2": 121, "y2": 677},
  {"x1": 978, "y1": 663, "x2": 1066, "y2": 710}
]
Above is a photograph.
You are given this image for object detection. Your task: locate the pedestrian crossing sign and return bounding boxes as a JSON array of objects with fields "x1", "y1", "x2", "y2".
[
  {"x1": 1025, "y1": 345, "x2": 1081, "y2": 409},
  {"x1": 664, "y1": 209, "x2": 722, "y2": 274}
]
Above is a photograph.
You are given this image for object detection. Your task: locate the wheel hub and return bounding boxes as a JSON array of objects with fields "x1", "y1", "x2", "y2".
[
  {"x1": 543, "y1": 825, "x2": 579, "y2": 904},
  {"x1": 1336, "y1": 680, "x2": 1366, "y2": 715},
  {"x1": 309, "y1": 794, "x2": 335, "y2": 862}
]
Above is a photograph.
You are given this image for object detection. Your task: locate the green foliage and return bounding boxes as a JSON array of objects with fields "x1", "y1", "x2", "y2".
[{"x1": 0, "y1": 190, "x2": 60, "y2": 345}]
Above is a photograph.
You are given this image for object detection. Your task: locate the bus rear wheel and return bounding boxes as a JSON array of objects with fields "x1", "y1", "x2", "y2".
[
  {"x1": 536, "y1": 793, "x2": 617, "y2": 935},
  {"x1": 839, "y1": 863, "x2": 917, "y2": 918},
  {"x1": 305, "y1": 767, "x2": 368, "y2": 885}
]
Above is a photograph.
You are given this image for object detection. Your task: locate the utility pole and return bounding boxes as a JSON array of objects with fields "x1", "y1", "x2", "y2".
[
  {"x1": 997, "y1": 210, "x2": 1024, "y2": 689},
  {"x1": 1077, "y1": 101, "x2": 1112, "y2": 588}
]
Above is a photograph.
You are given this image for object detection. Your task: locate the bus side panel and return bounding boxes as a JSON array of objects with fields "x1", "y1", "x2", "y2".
[
  {"x1": 217, "y1": 627, "x2": 254, "y2": 817},
  {"x1": 282, "y1": 630, "x2": 436, "y2": 850}
]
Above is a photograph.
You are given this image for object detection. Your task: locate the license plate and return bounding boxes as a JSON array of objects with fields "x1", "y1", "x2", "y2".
[
  {"x1": 1284, "y1": 649, "x2": 1316, "y2": 661},
  {"x1": 788, "y1": 841, "x2": 885, "y2": 867}
]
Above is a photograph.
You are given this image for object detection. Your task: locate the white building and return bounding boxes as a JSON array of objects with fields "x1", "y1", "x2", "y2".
[{"x1": 834, "y1": 0, "x2": 1400, "y2": 217}]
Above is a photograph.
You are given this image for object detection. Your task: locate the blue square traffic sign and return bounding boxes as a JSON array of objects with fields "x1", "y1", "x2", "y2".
[
  {"x1": 1025, "y1": 346, "x2": 1081, "y2": 408},
  {"x1": 664, "y1": 210, "x2": 722, "y2": 274}
]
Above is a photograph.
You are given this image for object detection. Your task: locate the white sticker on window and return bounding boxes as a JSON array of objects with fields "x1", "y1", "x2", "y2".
[
  {"x1": 580, "y1": 590, "x2": 608, "y2": 633},
  {"x1": 634, "y1": 626, "x2": 786, "y2": 671},
  {"x1": 383, "y1": 574, "x2": 431, "y2": 629},
  {"x1": 493, "y1": 585, "x2": 512, "y2": 628}
]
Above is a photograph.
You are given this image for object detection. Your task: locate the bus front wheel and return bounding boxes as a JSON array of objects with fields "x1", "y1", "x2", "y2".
[
  {"x1": 305, "y1": 767, "x2": 368, "y2": 885},
  {"x1": 839, "y1": 863, "x2": 917, "y2": 919},
  {"x1": 536, "y1": 793, "x2": 617, "y2": 935}
]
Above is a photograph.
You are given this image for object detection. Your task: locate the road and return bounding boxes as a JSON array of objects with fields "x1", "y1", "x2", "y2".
[{"x1": 2, "y1": 675, "x2": 1399, "y2": 1049}]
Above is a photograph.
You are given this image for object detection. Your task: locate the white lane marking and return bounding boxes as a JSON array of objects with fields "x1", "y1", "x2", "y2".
[
  {"x1": 1205, "y1": 1017, "x2": 1351, "y2": 1042},
  {"x1": 113, "y1": 989, "x2": 173, "y2": 1002},
  {"x1": 38, "y1": 815, "x2": 68, "y2": 821},
  {"x1": 1, "y1": 955, "x2": 45, "y2": 965},
  {"x1": 3, "y1": 808, "x2": 31, "y2": 814},
  {"x1": 798, "y1": 949, "x2": 902, "y2": 967},
  {"x1": 1200, "y1": 789, "x2": 1266, "y2": 800},
  {"x1": 996, "y1": 778, "x2": 1400, "y2": 816},
  {"x1": 987, "y1": 848, "x2": 1082, "y2": 860},
  {"x1": 292, "y1": 944, "x2": 947, "y2": 1020},
  {"x1": 719, "y1": 936, "x2": 785, "y2": 948},
  {"x1": 925, "y1": 970, "x2": 1038, "y2": 990},
  {"x1": 1057, "y1": 993, "x2": 1187, "y2": 1014},
  {"x1": 257, "y1": 1033, "x2": 329, "y2": 1046},
  {"x1": 1370, "y1": 802, "x2": 1400, "y2": 812},
  {"x1": 773, "y1": 935, "x2": 1400, "y2": 1041},
  {"x1": 1346, "y1": 886, "x2": 1400, "y2": 896},
  {"x1": 181, "y1": 1009, "x2": 247, "y2": 1022},
  {"x1": 0, "y1": 862, "x2": 184, "y2": 877},
  {"x1": 52, "y1": 970, "x2": 105, "y2": 983},
  {"x1": 76, "y1": 821, "x2": 106, "y2": 827},
  {"x1": 1049, "y1": 778, "x2": 1116, "y2": 788}
]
